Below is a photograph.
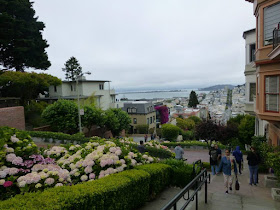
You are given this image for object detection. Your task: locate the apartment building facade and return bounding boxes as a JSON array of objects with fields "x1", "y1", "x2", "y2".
[
  {"x1": 122, "y1": 101, "x2": 156, "y2": 134},
  {"x1": 243, "y1": 28, "x2": 269, "y2": 136},
  {"x1": 47, "y1": 79, "x2": 117, "y2": 110},
  {"x1": 246, "y1": 0, "x2": 280, "y2": 145}
]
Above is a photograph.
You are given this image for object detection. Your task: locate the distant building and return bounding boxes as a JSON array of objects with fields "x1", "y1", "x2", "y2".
[
  {"x1": 122, "y1": 101, "x2": 156, "y2": 134},
  {"x1": 45, "y1": 78, "x2": 117, "y2": 110}
]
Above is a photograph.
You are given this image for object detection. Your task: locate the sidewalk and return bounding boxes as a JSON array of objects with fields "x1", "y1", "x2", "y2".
[
  {"x1": 138, "y1": 158, "x2": 280, "y2": 210},
  {"x1": 187, "y1": 159, "x2": 280, "y2": 210}
]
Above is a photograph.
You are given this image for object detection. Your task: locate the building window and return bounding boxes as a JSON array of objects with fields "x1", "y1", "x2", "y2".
[
  {"x1": 127, "y1": 108, "x2": 131, "y2": 113},
  {"x1": 265, "y1": 76, "x2": 279, "y2": 112},
  {"x1": 71, "y1": 85, "x2": 73, "y2": 91},
  {"x1": 263, "y1": 2, "x2": 280, "y2": 46},
  {"x1": 54, "y1": 86, "x2": 57, "y2": 92},
  {"x1": 150, "y1": 117, "x2": 152, "y2": 124},
  {"x1": 99, "y1": 84, "x2": 104, "y2": 90},
  {"x1": 131, "y1": 107, "x2": 137, "y2": 113},
  {"x1": 249, "y1": 83, "x2": 256, "y2": 102},
  {"x1": 133, "y1": 118, "x2": 137, "y2": 124},
  {"x1": 249, "y1": 44, "x2": 255, "y2": 62},
  {"x1": 147, "y1": 118, "x2": 149, "y2": 125}
]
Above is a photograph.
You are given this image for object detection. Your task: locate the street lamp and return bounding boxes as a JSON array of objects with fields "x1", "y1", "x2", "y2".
[{"x1": 76, "y1": 71, "x2": 91, "y2": 133}]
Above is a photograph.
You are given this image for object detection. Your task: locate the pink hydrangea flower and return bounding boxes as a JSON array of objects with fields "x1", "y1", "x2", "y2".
[
  {"x1": 12, "y1": 157, "x2": 23, "y2": 165},
  {"x1": 45, "y1": 178, "x2": 55, "y2": 185},
  {"x1": 0, "y1": 171, "x2": 7, "y2": 178},
  {"x1": 3, "y1": 181, "x2": 13, "y2": 187},
  {"x1": 89, "y1": 173, "x2": 95, "y2": 180},
  {"x1": 84, "y1": 166, "x2": 93, "y2": 174},
  {"x1": 6, "y1": 154, "x2": 16, "y2": 162}
]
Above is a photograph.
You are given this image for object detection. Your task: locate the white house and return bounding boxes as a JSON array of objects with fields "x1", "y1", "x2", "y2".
[
  {"x1": 243, "y1": 28, "x2": 268, "y2": 137},
  {"x1": 46, "y1": 78, "x2": 118, "y2": 110}
]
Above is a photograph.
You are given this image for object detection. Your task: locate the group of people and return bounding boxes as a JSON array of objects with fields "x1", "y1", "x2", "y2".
[
  {"x1": 138, "y1": 139, "x2": 261, "y2": 195},
  {"x1": 209, "y1": 144, "x2": 261, "y2": 194},
  {"x1": 144, "y1": 134, "x2": 158, "y2": 142}
]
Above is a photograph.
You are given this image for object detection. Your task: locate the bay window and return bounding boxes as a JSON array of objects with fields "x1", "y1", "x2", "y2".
[{"x1": 265, "y1": 76, "x2": 279, "y2": 112}]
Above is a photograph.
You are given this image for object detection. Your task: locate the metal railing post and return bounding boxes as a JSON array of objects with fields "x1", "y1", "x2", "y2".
[{"x1": 205, "y1": 171, "x2": 207, "y2": 204}]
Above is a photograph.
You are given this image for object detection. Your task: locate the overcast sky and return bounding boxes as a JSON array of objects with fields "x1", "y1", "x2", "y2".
[{"x1": 32, "y1": 0, "x2": 255, "y2": 91}]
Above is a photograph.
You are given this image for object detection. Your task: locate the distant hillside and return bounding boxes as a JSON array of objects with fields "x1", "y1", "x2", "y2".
[{"x1": 199, "y1": 84, "x2": 234, "y2": 91}]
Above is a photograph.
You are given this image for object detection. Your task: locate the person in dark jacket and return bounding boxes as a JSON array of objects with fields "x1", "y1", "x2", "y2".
[
  {"x1": 137, "y1": 141, "x2": 145, "y2": 154},
  {"x1": 233, "y1": 146, "x2": 243, "y2": 174},
  {"x1": 209, "y1": 144, "x2": 218, "y2": 175},
  {"x1": 247, "y1": 146, "x2": 261, "y2": 186}
]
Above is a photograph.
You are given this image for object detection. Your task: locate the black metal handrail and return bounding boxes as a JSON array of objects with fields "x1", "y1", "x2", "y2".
[
  {"x1": 273, "y1": 23, "x2": 280, "y2": 49},
  {"x1": 161, "y1": 168, "x2": 211, "y2": 210},
  {"x1": 192, "y1": 160, "x2": 202, "y2": 177}
]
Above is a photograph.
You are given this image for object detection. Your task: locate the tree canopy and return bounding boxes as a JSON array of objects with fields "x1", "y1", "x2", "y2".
[
  {"x1": 0, "y1": 0, "x2": 51, "y2": 71},
  {"x1": 0, "y1": 71, "x2": 61, "y2": 104},
  {"x1": 62, "y1": 57, "x2": 83, "y2": 81},
  {"x1": 188, "y1": 90, "x2": 199, "y2": 108}
]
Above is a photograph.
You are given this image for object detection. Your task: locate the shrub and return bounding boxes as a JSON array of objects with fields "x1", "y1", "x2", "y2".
[
  {"x1": 27, "y1": 131, "x2": 89, "y2": 144},
  {"x1": 202, "y1": 162, "x2": 211, "y2": 170},
  {"x1": 136, "y1": 125, "x2": 149, "y2": 134},
  {"x1": 0, "y1": 169, "x2": 150, "y2": 210},
  {"x1": 161, "y1": 159, "x2": 194, "y2": 188},
  {"x1": 161, "y1": 124, "x2": 180, "y2": 141},
  {"x1": 182, "y1": 130, "x2": 194, "y2": 140},
  {"x1": 135, "y1": 163, "x2": 172, "y2": 199},
  {"x1": 41, "y1": 100, "x2": 79, "y2": 134}
]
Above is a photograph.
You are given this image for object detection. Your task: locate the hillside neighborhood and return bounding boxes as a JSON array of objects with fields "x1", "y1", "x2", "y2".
[{"x1": 0, "y1": 0, "x2": 280, "y2": 209}]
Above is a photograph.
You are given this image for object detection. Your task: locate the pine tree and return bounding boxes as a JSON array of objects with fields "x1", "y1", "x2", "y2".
[
  {"x1": 188, "y1": 90, "x2": 199, "y2": 108},
  {"x1": 62, "y1": 57, "x2": 83, "y2": 81},
  {"x1": 0, "y1": 0, "x2": 51, "y2": 71}
]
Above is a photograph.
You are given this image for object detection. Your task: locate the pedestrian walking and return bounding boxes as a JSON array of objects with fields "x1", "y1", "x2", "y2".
[
  {"x1": 174, "y1": 144, "x2": 184, "y2": 160},
  {"x1": 137, "y1": 141, "x2": 145, "y2": 154},
  {"x1": 144, "y1": 134, "x2": 148, "y2": 143},
  {"x1": 247, "y1": 146, "x2": 261, "y2": 186},
  {"x1": 217, "y1": 149, "x2": 238, "y2": 194},
  {"x1": 209, "y1": 144, "x2": 218, "y2": 175},
  {"x1": 233, "y1": 146, "x2": 243, "y2": 174},
  {"x1": 215, "y1": 144, "x2": 222, "y2": 172}
]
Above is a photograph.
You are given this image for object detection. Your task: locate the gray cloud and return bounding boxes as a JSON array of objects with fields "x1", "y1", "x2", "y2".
[{"x1": 32, "y1": 0, "x2": 255, "y2": 90}]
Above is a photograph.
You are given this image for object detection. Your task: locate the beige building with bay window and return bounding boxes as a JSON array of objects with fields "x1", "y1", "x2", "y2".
[
  {"x1": 123, "y1": 101, "x2": 156, "y2": 134},
  {"x1": 245, "y1": 0, "x2": 280, "y2": 145}
]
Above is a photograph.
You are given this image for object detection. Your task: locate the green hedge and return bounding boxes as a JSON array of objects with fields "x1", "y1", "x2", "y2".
[
  {"x1": 161, "y1": 159, "x2": 194, "y2": 188},
  {"x1": 27, "y1": 131, "x2": 90, "y2": 143},
  {"x1": 135, "y1": 163, "x2": 172, "y2": 199},
  {"x1": 0, "y1": 169, "x2": 150, "y2": 210},
  {"x1": 202, "y1": 162, "x2": 211, "y2": 170},
  {"x1": 0, "y1": 164, "x2": 176, "y2": 209},
  {"x1": 162, "y1": 141, "x2": 226, "y2": 149}
]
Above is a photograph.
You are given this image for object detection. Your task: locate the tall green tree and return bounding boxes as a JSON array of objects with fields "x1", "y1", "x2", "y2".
[
  {"x1": 188, "y1": 90, "x2": 199, "y2": 108},
  {"x1": 238, "y1": 115, "x2": 255, "y2": 145},
  {"x1": 0, "y1": 0, "x2": 51, "y2": 71},
  {"x1": 0, "y1": 71, "x2": 61, "y2": 104},
  {"x1": 82, "y1": 105, "x2": 106, "y2": 135},
  {"x1": 62, "y1": 57, "x2": 82, "y2": 81}
]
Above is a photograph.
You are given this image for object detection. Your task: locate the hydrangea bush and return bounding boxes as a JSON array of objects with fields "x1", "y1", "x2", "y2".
[{"x1": 0, "y1": 128, "x2": 171, "y2": 200}]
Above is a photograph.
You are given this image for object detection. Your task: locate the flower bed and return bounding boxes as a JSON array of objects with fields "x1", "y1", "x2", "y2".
[
  {"x1": 0, "y1": 127, "x2": 175, "y2": 201},
  {"x1": 0, "y1": 164, "x2": 174, "y2": 209}
]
